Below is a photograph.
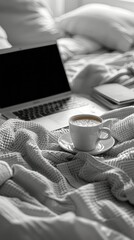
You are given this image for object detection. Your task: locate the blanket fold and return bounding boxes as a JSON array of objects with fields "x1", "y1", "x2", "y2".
[{"x1": 0, "y1": 161, "x2": 12, "y2": 185}]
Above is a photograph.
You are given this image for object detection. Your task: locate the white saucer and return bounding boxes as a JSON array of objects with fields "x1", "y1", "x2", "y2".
[{"x1": 58, "y1": 132, "x2": 115, "y2": 155}]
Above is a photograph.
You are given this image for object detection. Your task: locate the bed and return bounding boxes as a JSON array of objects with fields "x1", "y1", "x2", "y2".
[{"x1": 1, "y1": 1, "x2": 134, "y2": 239}]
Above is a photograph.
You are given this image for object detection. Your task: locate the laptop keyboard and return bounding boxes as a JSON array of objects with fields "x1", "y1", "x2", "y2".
[{"x1": 13, "y1": 96, "x2": 89, "y2": 121}]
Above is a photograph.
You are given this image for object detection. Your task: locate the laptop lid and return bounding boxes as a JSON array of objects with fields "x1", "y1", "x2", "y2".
[{"x1": 0, "y1": 42, "x2": 71, "y2": 112}]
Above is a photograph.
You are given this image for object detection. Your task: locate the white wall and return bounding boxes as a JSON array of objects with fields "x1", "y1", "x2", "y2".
[
  {"x1": 45, "y1": 0, "x2": 64, "y2": 16},
  {"x1": 64, "y1": 0, "x2": 83, "y2": 12}
]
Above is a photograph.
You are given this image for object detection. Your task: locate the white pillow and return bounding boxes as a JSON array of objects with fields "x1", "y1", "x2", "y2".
[
  {"x1": 56, "y1": 4, "x2": 134, "y2": 52},
  {"x1": 57, "y1": 35, "x2": 101, "y2": 62},
  {"x1": 80, "y1": 0, "x2": 134, "y2": 12},
  {"x1": 0, "y1": 26, "x2": 11, "y2": 49},
  {"x1": 0, "y1": 0, "x2": 61, "y2": 46}
]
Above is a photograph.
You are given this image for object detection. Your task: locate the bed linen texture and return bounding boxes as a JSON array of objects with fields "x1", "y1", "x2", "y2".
[
  {"x1": 62, "y1": 43, "x2": 134, "y2": 97},
  {"x1": 1, "y1": 106, "x2": 134, "y2": 239},
  {"x1": 63, "y1": 47, "x2": 134, "y2": 79}
]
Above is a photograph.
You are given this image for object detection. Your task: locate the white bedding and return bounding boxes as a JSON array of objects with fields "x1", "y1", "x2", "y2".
[
  {"x1": 61, "y1": 42, "x2": 134, "y2": 98},
  {"x1": 57, "y1": 35, "x2": 102, "y2": 62},
  {"x1": 1, "y1": 108, "x2": 134, "y2": 239},
  {"x1": 1, "y1": 2, "x2": 134, "y2": 239}
]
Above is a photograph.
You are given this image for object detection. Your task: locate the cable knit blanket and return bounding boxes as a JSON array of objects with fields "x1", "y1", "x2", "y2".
[{"x1": 1, "y1": 107, "x2": 134, "y2": 239}]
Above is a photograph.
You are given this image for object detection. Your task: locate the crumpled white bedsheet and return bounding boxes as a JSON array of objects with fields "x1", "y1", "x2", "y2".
[{"x1": 70, "y1": 52, "x2": 134, "y2": 96}]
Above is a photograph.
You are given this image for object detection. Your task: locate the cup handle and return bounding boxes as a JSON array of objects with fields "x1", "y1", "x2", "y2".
[{"x1": 98, "y1": 127, "x2": 111, "y2": 140}]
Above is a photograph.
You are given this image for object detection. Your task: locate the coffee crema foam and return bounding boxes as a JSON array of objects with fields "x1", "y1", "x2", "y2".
[{"x1": 72, "y1": 119, "x2": 100, "y2": 127}]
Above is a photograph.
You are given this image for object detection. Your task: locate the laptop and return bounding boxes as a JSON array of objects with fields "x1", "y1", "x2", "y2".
[{"x1": 0, "y1": 42, "x2": 105, "y2": 131}]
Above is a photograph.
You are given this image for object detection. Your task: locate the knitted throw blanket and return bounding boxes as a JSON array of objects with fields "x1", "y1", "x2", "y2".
[{"x1": 1, "y1": 106, "x2": 134, "y2": 239}]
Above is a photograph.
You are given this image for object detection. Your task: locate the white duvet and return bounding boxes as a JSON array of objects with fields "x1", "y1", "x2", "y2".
[{"x1": 0, "y1": 109, "x2": 134, "y2": 239}]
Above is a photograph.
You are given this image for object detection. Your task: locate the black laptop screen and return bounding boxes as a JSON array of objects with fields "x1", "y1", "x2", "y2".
[{"x1": 0, "y1": 44, "x2": 70, "y2": 108}]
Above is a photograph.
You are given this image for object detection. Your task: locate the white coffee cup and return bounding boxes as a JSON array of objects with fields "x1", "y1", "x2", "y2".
[{"x1": 69, "y1": 114, "x2": 111, "y2": 151}]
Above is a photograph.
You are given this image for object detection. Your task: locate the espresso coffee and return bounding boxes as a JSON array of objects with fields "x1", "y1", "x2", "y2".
[{"x1": 71, "y1": 118, "x2": 100, "y2": 127}]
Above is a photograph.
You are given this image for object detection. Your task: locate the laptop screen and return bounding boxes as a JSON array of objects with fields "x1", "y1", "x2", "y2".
[{"x1": 0, "y1": 43, "x2": 70, "y2": 108}]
